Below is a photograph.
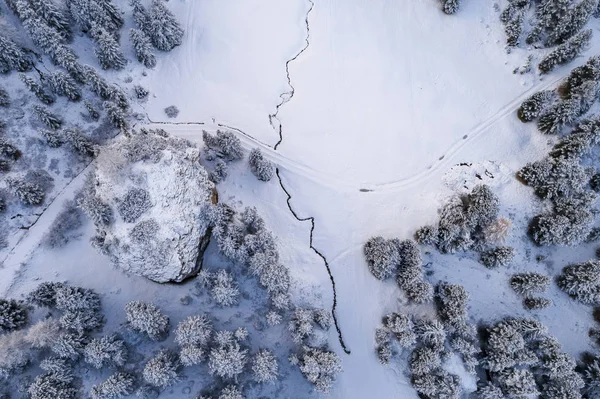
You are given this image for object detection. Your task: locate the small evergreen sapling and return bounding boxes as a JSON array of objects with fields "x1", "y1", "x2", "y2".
[
  {"x1": 523, "y1": 297, "x2": 552, "y2": 309},
  {"x1": 84, "y1": 100, "x2": 100, "y2": 120},
  {"x1": 248, "y1": 148, "x2": 274, "y2": 181},
  {"x1": 441, "y1": 0, "x2": 460, "y2": 15}
]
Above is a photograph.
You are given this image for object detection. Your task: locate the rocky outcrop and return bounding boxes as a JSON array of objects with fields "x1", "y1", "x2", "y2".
[{"x1": 82, "y1": 129, "x2": 215, "y2": 283}]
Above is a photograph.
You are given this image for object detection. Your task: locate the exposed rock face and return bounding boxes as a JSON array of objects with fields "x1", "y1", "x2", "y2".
[{"x1": 82, "y1": 129, "x2": 215, "y2": 283}]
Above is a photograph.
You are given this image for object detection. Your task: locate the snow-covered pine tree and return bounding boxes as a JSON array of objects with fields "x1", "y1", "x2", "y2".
[
  {"x1": 103, "y1": 101, "x2": 128, "y2": 130},
  {"x1": 441, "y1": 0, "x2": 460, "y2": 15},
  {"x1": 505, "y1": 10, "x2": 524, "y2": 47},
  {"x1": 479, "y1": 246, "x2": 515, "y2": 268},
  {"x1": 130, "y1": 28, "x2": 156, "y2": 68},
  {"x1": 67, "y1": 0, "x2": 123, "y2": 34},
  {"x1": 210, "y1": 159, "x2": 228, "y2": 183},
  {"x1": 208, "y1": 336, "x2": 248, "y2": 380},
  {"x1": 411, "y1": 369, "x2": 462, "y2": 399},
  {"x1": 510, "y1": 272, "x2": 550, "y2": 296},
  {"x1": 496, "y1": 368, "x2": 539, "y2": 398},
  {"x1": 523, "y1": 296, "x2": 552, "y2": 309},
  {"x1": 51, "y1": 331, "x2": 87, "y2": 360},
  {"x1": 7, "y1": 178, "x2": 45, "y2": 205},
  {"x1": 19, "y1": 74, "x2": 55, "y2": 105},
  {"x1": 557, "y1": 260, "x2": 600, "y2": 304},
  {"x1": 252, "y1": 349, "x2": 278, "y2": 383},
  {"x1": 143, "y1": 349, "x2": 180, "y2": 388},
  {"x1": 53, "y1": 45, "x2": 86, "y2": 83},
  {"x1": 410, "y1": 346, "x2": 442, "y2": 375},
  {"x1": 45, "y1": 70, "x2": 81, "y2": 101},
  {"x1": 26, "y1": 281, "x2": 65, "y2": 307},
  {"x1": 294, "y1": 345, "x2": 342, "y2": 394},
  {"x1": 175, "y1": 314, "x2": 212, "y2": 347},
  {"x1": 475, "y1": 382, "x2": 503, "y2": 399},
  {"x1": 84, "y1": 100, "x2": 100, "y2": 120},
  {"x1": 0, "y1": 299, "x2": 28, "y2": 332},
  {"x1": 414, "y1": 225, "x2": 437, "y2": 245},
  {"x1": 0, "y1": 139, "x2": 21, "y2": 160},
  {"x1": 22, "y1": 13, "x2": 67, "y2": 59},
  {"x1": 546, "y1": 0, "x2": 596, "y2": 46},
  {"x1": 539, "y1": 29, "x2": 593, "y2": 74},
  {"x1": 537, "y1": 98, "x2": 582, "y2": 134},
  {"x1": 527, "y1": 0, "x2": 571, "y2": 45},
  {"x1": 147, "y1": 0, "x2": 183, "y2": 51},
  {"x1": 90, "y1": 372, "x2": 136, "y2": 399},
  {"x1": 0, "y1": 32, "x2": 32, "y2": 73},
  {"x1": 79, "y1": 190, "x2": 113, "y2": 227},
  {"x1": 28, "y1": 372, "x2": 78, "y2": 399},
  {"x1": 210, "y1": 269, "x2": 240, "y2": 307},
  {"x1": 125, "y1": 300, "x2": 169, "y2": 340},
  {"x1": 84, "y1": 333, "x2": 127, "y2": 369},
  {"x1": 218, "y1": 385, "x2": 243, "y2": 399},
  {"x1": 28, "y1": 0, "x2": 72, "y2": 41},
  {"x1": 248, "y1": 148, "x2": 274, "y2": 181},
  {"x1": 84, "y1": 65, "x2": 111, "y2": 98},
  {"x1": 364, "y1": 236, "x2": 400, "y2": 280},
  {"x1": 130, "y1": 0, "x2": 150, "y2": 32},
  {"x1": 33, "y1": 105, "x2": 62, "y2": 129},
  {"x1": 436, "y1": 282, "x2": 469, "y2": 327},
  {"x1": 562, "y1": 55, "x2": 600, "y2": 97},
  {"x1": 91, "y1": 23, "x2": 126, "y2": 70},
  {"x1": 518, "y1": 90, "x2": 555, "y2": 122},
  {"x1": 0, "y1": 87, "x2": 9, "y2": 106}
]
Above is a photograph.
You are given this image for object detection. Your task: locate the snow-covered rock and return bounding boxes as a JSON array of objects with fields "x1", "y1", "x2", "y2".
[{"x1": 83, "y1": 129, "x2": 216, "y2": 283}]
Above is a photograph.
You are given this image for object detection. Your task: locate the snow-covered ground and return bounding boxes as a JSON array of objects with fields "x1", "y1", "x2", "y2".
[{"x1": 5, "y1": 0, "x2": 600, "y2": 397}]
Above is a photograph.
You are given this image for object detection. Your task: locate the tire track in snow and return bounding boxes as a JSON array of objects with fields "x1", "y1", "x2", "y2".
[
  {"x1": 269, "y1": 0, "x2": 315, "y2": 150},
  {"x1": 275, "y1": 168, "x2": 351, "y2": 355}
]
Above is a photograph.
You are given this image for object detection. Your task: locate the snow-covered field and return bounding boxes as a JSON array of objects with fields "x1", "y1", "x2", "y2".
[{"x1": 4, "y1": 0, "x2": 600, "y2": 397}]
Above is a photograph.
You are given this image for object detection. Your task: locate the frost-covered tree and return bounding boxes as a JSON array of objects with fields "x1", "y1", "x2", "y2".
[
  {"x1": 497, "y1": 368, "x2": 539, "y2": 398},
  {"x1": 19, "y1": 73, "x2": 55, "y2": 105},
  {"x1": 91, "y1": 23, "x2": 126, "y2": 70},
  {"x1": 510, "y1": 272, "x2": 550, "y2": 297},
  {"x1": 523, "y1": 297, "x2": 552, "y2": 309},
  {"x1": 410, "y1": 346, "x2": 441, "y2": 375},
  {"x1": 84, "y1": 333, "x2": 127, "y2": 369},
  {"x1": 252, "y1": 349, "x2": 278, "y2": 383},
  {"x1": 557, "y1": 260, "x2": 600, "y2": 304},
  {"x1": 67, "y1": 0, "x2": 124, "y2": 33},
  {"x1": 117, "y1": 188, "x2": 151, "y2": 223},
  {"x1": 28, "y1": 0, "x2": 72, "y2": 41},
  {"x1": 504, "y1": 10, "x2": 524, "y2": 47},
  {"x1": 475, "y1": 382, "x2": 503, "y2": 399},
  {"x1": 518, "y1": 90, "x2": 555, "y2": 122},
  {"x1": 33, "y1": 105, "x2": 62, "y2": 130},
  {"x1": 294, "y1": 345, "x2": 342, "y2": 394},
  {"x1": 130, "y1": 28, "x2": 156, "y2": 68},
  {"x1": 103, "y1": 101, "x2": 128, "y2": 130},
  {"x1": 539, "y1": 29, "x2": 593, "y2": 74},
  {"x1": 130, "y1": 0, "x2": 150, "y2": 31},
  {"x1": 63, "y1": 128, "x2": 96, "y2": 156},
  {"x1": 0, "y1": 87, "x2": 9, "y2": 106},
  {"x1": 84, "y1": 65, "x2": 111, "y2": 98},
  {"x1": 125, "y1": 301, "x2": 169, "y2": 340},
  {"x1": 440, "y1": 0, "x2": 460, "y2": 15},
  {"x1": 527, "y1": 0, "x2": 572, "y2": 45},
  {"x1": 546, "y1": 0, "x2": 596, "y2": 46},
  {"x1": 0, "y1": 299, "x2": 28, "y2": 332},
  {"x1": 529, "y1": 198, "x2": 594, "y2": 246},
  {"x1": 79, "y1": 190, "x2": 113, "y2": 227},
  {"x1": 51, "y1": 331, "x2": 87, "y2": 360},
  {"x1": 480, "y1": 246, "x2": 515, "y2": 268},
  {"x1": 28, "y1": 372, "x2": 78, "y2": 399},
  {"x1": 45, "y1": 70, "x2": 81, "y2": 101},
  {"x1": 84, "y1": 100, "x2": 100, "y2": 120},
  {"x1": 412, "y1": 369, "x2": 462, "y2": 399},
  {"x1": 383, "y1": 312, "x2": 417, "y2": 347},
  {"x1": 583, "y1": 358, "x2": 600, "y2": 398},
  {"x1": 147, "y1": 0, "x2": 183, "y2": 51},
  {"x1": 562, "y1": 55, "x2": 600, "y2": 97},
  {"x1": 90, "y1": 372, "x2": 136, "y2": 399},
  {"x1": 436, "y1": 282, "x2": 468, "y2": 327},
  {"x1": 217, "y1": 385, "x2": 243, "y2": 399},
  {"x1": 208, "y1": 336, "x2": 248, "y2": 380},
  {"x1": 210, "y1": 159, "x2": 229, "y2": 183},
  {"x1": 210, "y1": 269, "x2": 240, "y2": 307},
  {"x1": 414, "y1": 225, "x2": 437, "y2": 245},
  {"x1": 55, "y1": 284, "x2": 101, "y2": 312},
  {"x1": 414, "y1": 318, "x2": 446, "y2": 351},
  {"x1": 7, "y1": 178, "x2": 45, "y2": 206},
  {"x1": 175, "y1": 314, "x2": 212, "y2": 347},
  {"x1": 143, "y1": 349, "x2": 180, "y2": 388},
  {"x1": 248, "y1": 148, "x2": 274, "y2": 182},
  {"x1": 537, "y1": 98, "x2": 582, "y2": 135},
  {"x1": 0, "y1": 32, "x2": 32, "y2": 73},
  {"x1": 363, "y1": 236, "x2": 400, "y2": 280},
  {"x1": 41, "y1": 129, "x2": 63, "y2": 148},
  {"x1": 0, "y1": 139, "x2": 21, "y2": 160},
  {"x1": 27, "y1": 281, "x2": 65, "y2": 307},
  {"x1": 203, "y1": 130, "x2": 244, "y2": 161}
]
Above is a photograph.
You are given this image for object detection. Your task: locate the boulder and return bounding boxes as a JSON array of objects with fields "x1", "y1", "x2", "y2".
[{"x1": 82, "y1": 129, "x2": 216, "y2": 283}]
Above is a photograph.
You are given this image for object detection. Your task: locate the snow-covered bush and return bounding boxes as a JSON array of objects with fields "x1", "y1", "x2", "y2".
[
  {"x1": 143, "y1": 349, "x2": 180, "y2": 388},
  {"x1": 248, "y1": 148, "x2": 274, "y2": 182},
  {"x1": 164, "y1": 105, "x2": 179, "y2": 118},
  {"x1": 134, "y1": 84, "x2": 149, "y2": 99},
  {"x1": 84, "y1": 100, "x2": 101, "y2": 120},
  {"x1": 210, "y1": 159, "x2": 229, "y2": 183},
  {"x1": 43, "y1": 200, "x2": 85, "y2": 248},
  {"x1": 84, "y1": 333, "x2": 127, "y2": 369},
  {"x1": 55, "y1": 285, "x2": 101, "y2": 312},
  {"x1": 523, "y1": 297, "x2": 552, "y2": 310},
  {"x1": 440, "y1": 0, "x2": 460, "y2": 15},
  {"x1": 0, "y1": 299, "x2": 28, "y2": 332},
  {"x1": 288, "y1": 308, "x2": 332, "y2": 344},
  {"x1": 252, "y1": 349, "x2": 278, "y2": 383},
  {"x1": 117, "y1": 188, "x2": 151, "y2": 223},
  {"x1": 90, "y1": 372, "x2": 136, "y2": 399},
  {"x1": 479, "y1": 246, "x2": 515, "y2": 268},
  {"x1": 0, "y1": 87, "x2": 8, "y2": 106},
  {"x1": 293, "y1": 345, "x2": 342, "y2": 394},
  {"x1": 125, "y1": 301, "x2": 169, "y2": 340}
]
